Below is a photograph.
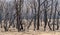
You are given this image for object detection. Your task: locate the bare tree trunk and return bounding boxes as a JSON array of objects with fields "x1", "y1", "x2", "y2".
[
  {"x1": 48, "y1": 0, "x2": 54, "y2": 31},
  {"x1": 56, "y1": 1, "x2": 59, "y2": 30},
  {"x1": 37, "y1": 0, "x2": 40, "y2": 30},
  {"x1": 27, "y1": 2, "x2": 34, "y2": 30},
  {"x1": 56, "y1": 12, "x2": 59, "y2": 30},
  {"x1": 4, "y1": 13, "x2": 9, "y2": 31},
  {"x1": 44, "y1": 0, "x2": 48, "y2": 31},
  {"x1": 15, "y1": 0, "x2": 23, "y2": 32},
  {"x1": 53, "y1": 1, "x2": 58, "y2": 31},
  {"x1": 33, "y1": 0, "x2": 37, "y2": 30}
]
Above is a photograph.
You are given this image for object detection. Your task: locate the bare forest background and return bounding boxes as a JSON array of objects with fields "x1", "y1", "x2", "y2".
[{"x1": 0, "y1": 0, "x2": 60, "y2": 32}]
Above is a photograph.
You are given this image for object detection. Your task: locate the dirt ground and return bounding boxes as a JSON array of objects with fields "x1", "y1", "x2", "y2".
[
  {"x1": 0, "y1": 19, "x2": 60, "y2": 35},
  {"x1": 0, "y1": 31, "x2": 60, "y2": 35}
]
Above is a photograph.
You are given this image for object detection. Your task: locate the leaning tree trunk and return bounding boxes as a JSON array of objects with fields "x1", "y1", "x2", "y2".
[
  {"x1": 48, "y1": 0, "x2": 53, "y2": 30},
  {"x1": 52, "y1": 1, "x2": 58, "y2": 31}
]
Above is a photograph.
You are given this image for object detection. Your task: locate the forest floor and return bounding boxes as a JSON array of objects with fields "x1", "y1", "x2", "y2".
[
  {"x1": 0, "y1": 19, "x2": 60, "y2": 35},
  {"x1": 0, "y1": 31, "x2": 60, "y2": 35}
]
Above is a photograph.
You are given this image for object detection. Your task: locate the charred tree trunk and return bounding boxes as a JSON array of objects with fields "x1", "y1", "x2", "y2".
[
  {"x1": 27, "y1": 2, "x2": 34, "y2": 30},
  {"x1": 4, "y1": 13, "x2": 9, "y2": 31},
  {"x1": 34, "y1": 0, "x2": 37, "y2": 30},
  {"x1": 48, "y1": 0, "x2": 53, "y2": 31},
  {"x1": 37, "y1": 0, "x2": 40, "y2": 30},
  {"x1": 44, "y1": 0, "x2": 48, "y2": 31},
  {"x1": 56, "y1": 1, "x2": 59, "y2": 30},
  {"x1": 53, "y1": 1, "x2": 58, "y2": 31},
  {"x1": 15, "y1": 0, "x2": 23, "y2": 32},
  {"x1": 56, "y1": 12, "x2": 59, "y2": 30}
]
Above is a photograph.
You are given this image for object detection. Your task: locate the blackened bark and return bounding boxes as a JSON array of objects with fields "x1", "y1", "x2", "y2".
[
  {"x1": 57, "y1": 12, "x2": 59, "y2": 30},
  {"x1": 37, "y1": 0, "x2": 40, "y2": 30},
  {"x1": 56, "y1": 1, "x2": 59, "y2": 30},
  {"x1": 48, "y1": 0, "x2": 53, "y2": 30},
  {"x1": 53, "y1": 1, "x2": 58, "y2": 31},
  {"x1": 15, "y1": 0, "x2": 23, "y2": 32},
  {"x1": 44, "y1": 0, "x2": 48, "y2": 31},
  {"x1": 34, "y1": 0, "x2": 37, "y2": 30},
  {"x1": 4, "y1": 13, "x2": 9, "y2": 31}
]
